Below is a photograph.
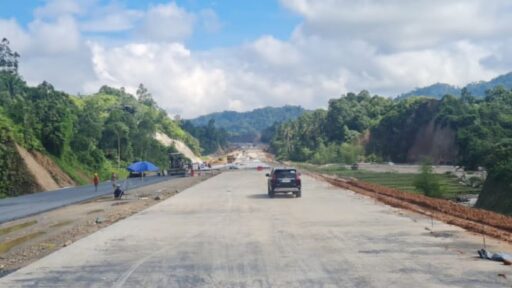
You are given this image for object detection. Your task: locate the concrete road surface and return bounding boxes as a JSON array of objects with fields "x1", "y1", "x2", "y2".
[
  {"x1": 0, "y1": 175, "x2": 176, "y2": 224},
  {"x1": 1, "y1": 170, "x2": 510, "y2": 287}
]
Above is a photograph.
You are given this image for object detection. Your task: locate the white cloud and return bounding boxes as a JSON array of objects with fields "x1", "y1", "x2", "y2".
[
  {"x1": 28, "y1": 16, "x2": 82, "y2": 55},
  {"x1": 249, "y1": 36, "x2": 301, "y2": 66},
  {"x1": 86, "y1": 42, "x2": 227, "y2": 116},
  {"x1": 34, "y1": 0, "x2": 84, "y2": 19},
  {"x1": 138, "y1": 3, "x2": 195, "y2": 42},
  {"x1": 80, "y1": 4, "x2": 143, "y2": 32},
  {"x1": 2, "y1": 0, "x2": 512, "y2": 118},
  {"x1": 281, "y1": 0, "x2": 512, "y2": 50}
]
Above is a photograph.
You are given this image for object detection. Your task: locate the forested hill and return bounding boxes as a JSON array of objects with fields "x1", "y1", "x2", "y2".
[
  {"x1": 399, "y1": 72, "x2": 512, "y2": 99},
  {"x1": 189, "y1": 105, "x2": 306, "y2": 142},
  {"x1": 0, "y1": 39, "x2": 200, "y2": 197},
  {"x1": 267, "y1": 89, "x2": 512, "y2": 214}
]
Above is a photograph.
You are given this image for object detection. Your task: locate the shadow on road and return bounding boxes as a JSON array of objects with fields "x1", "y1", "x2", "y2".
[{"x1": 247, "y1": 194, "x2": 296, "y2": 199}]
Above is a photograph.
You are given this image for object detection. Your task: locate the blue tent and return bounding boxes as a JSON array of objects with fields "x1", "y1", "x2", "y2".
[{"x1": 127, "y1": 161, "x2": 160, "y2": 173}]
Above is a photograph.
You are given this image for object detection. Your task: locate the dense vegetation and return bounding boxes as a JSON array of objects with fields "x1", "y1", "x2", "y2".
[
  {"x1": 181, "y1": 120, "x2": 229, "y2": 155},
  {"x1": 0, "y1": 39, "x2": 200, "y2": 197},
  {"x1": 399, "y1": 72, "x2": 512, "y2": 99},
  {"x1": 270, "y1": 91, "x2": 391, "y2": 163},
  {"x1": 190, "y1": 105, "x2": 305, "y2": 142},
  {"x1": 268, "y1": 87, "x2": 512, "y2": 213}
]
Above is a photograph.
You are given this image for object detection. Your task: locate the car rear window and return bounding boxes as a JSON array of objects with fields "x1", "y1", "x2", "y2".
[{"x1": 274, "y1": 169, "x2": 296, "y2": 178}]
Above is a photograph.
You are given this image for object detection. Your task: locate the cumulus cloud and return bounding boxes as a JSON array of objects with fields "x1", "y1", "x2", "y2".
[
  {"x1": 86, "y1": 42, "x2": 227, "y2": 116},
  {"x1": 281, "y1": 0, "x2": 512, "y2": 50},
  {"x1": 1, "y1": 0, "x2": 512, "y2": 117},
  {"x1": 138, "y1": 3, "x2": 195, "y2": 42},
  {"x1": 80, "y1": 4, "x2": 143, "y2": 33}
]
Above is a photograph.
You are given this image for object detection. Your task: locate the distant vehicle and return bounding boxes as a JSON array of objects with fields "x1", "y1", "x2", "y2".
[
  {"x1": 351, "y1": 163, "x2": 359, "y2": 170},
  {"x1": 168, "y1": 153, "x2": 189, "y2": 176},
  {"x1": 227, "y1": 155, "x2": 236, "y2": 164},
  {"x1": 266, "y1": 168, "x2": 301, "y2": 198},
  {"x1": 128, "y1": 172, "x2": 145, "y2": 178}
]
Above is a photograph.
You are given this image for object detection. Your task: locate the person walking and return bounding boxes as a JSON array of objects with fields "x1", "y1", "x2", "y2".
[
  {"x1": 111, "y1": 172, "x2": 117, "y2": 188},
  {"x1": 93, "y1": 173, "x2": 100, "y2": 192}
]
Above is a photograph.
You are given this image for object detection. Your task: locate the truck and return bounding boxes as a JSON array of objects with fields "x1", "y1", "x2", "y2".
[
  {"x1": 227, "y1": 155, "x2": 236, "y2": 164},
  {"x1": 168, "y1": 153, "x2": 189, "y2": 176}
]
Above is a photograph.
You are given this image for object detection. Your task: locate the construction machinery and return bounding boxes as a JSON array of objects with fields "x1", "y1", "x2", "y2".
[{"x1": 168, "y1": 153, "x2": 189, "y2": 176}]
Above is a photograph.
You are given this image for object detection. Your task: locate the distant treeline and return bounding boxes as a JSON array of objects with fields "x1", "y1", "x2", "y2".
[
  {"x1": 189, "y1": 105, "x2": 306, "y2": 142},
  {"x1": 180, "y1": 119, "x2": 229, "y2": 155}
]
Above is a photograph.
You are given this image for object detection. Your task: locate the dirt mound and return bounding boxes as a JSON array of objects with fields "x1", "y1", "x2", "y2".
[
  {"x1": 154, "y1": 132, "x2": 202, "y2": 163},
  {"x1": 315, "y1": 173, "x2": 512, "y2": 243}
]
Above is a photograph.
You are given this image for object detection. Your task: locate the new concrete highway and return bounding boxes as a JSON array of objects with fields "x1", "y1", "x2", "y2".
[{"x1": 1, "y1": 165, "x2": 510, "y2": 287}]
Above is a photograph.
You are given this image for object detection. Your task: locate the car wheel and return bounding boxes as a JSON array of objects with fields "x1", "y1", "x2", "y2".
[
  {"x1": 295, "y1": 190, "x2": 302, "y2": 198},
  {"x1": 268, "y1": 189, "x2": 275, "y2": 198}
]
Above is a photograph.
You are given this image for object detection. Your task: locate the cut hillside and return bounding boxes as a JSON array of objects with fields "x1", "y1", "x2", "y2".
[
  {"x1": 15, "y1": 145, "x2": 75, "y2": 191},
  {"x1": 407, "y1": 119, "x2": 458, "y2": 164},
  {"x1": 15, "y1": 145, "x2": 60, "y2": 191},
  {"x1": 154, "y1": 132, "x2": 202, "y2": 163}
]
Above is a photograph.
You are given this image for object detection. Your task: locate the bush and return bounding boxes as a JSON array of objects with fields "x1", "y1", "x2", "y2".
[{"x1": 414, "y1": 160, "x2": 443, "y2": 197}]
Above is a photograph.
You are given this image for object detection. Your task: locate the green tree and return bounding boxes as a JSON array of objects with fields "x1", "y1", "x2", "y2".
[
  {"x1": 414, "y1": 160, "x2": 442, "y2": 197},
  {"x1": 0, "y1": 38, "x2": 19, "y2": 74},
  {"x1": 136, "y1": 83, "x2": 156, "y2": 107}
]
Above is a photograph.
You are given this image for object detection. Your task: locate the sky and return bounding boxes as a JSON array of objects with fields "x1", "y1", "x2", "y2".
[{"x1": 1, "y1": 0, "x2": 512, "y2": 118}]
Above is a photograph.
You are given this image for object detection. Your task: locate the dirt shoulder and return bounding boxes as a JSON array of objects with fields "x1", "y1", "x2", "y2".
[
  {"x1": 0, "y1": 173, "x2": 218, "y2": 277},
  {"x1": 310, "y1": 172, "x2": 512, "y2": 245}
]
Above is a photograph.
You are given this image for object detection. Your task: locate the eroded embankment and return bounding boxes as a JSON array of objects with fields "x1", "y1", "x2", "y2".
[{"x1": 312, "y1": 173, "x2": 512, "y2": 243}]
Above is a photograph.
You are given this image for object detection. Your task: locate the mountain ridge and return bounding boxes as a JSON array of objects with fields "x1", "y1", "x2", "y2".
[
  {"x1": 399, "y1": 72, "x2": 512, "y2": 99},
  {"x1": 189, "y1": 105, "x2": 306, "y2": 142}
]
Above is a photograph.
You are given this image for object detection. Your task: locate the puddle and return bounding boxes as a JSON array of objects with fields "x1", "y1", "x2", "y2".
[
  {"x1": 0, "y1": 221, "x2": 37, "y2": 237},
  {"x1": 0, "y1": 231, "x2": 46, "y2": 254}
]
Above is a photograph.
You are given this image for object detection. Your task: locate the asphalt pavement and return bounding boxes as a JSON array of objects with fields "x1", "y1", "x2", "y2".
[
  {"x1": 0, "y1": 175, "x2": 176, "y2": 224},
  {"x1": 1, "y1": 167, "x2": 510, "y2": 287}
]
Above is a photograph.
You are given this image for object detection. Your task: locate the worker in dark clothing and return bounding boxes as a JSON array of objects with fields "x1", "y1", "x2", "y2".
[{"x1": 114, "y1": 184, "x2": 124, "y2": 199}]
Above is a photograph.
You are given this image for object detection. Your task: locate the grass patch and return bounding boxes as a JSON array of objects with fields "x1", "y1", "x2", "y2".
[
  {"x1": 49, "y1": 220, "x2": 73, "y2": 228},
  {"x1": 0, "y1": 231, "x2": 46, "y2": 254},
  {"x1": 51, "y1": 155, "x2": 89, "y2": 185},
  {"x1": 0, "y1": 220, "x2": 37, "y2": 236},
  {"x1": 298, "y1": 163, "x2": 480, "y2": 199}
]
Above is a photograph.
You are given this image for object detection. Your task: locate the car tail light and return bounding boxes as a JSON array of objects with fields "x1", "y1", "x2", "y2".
[
  {"x1": 296, "y1": 173, "x2": 301, "y2": 184},
  {"x1": 272, "y1": 174, "x2": 277, "y2": 182}
]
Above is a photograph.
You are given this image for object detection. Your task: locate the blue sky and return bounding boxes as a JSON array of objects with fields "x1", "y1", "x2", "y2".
[
  {"x1": 1, "y1": 0, "x2": 511, "y2": 117},
  {"x1": 1, "y1": 0, "x2": 300, "y2": 50}
]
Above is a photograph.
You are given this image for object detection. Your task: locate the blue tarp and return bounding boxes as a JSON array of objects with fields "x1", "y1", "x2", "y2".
[{"x1": 127, "y1": 161, "x2": 160, "y2": 173}]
